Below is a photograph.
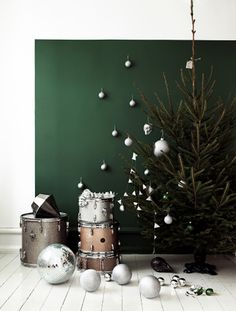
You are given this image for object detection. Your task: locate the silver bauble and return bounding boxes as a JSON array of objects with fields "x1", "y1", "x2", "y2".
[
  {"x1": 124, "y1": 136, "x2": 133, "y2": 147},
  {"x1": 80, "y1": 269, "x2": 101, "y2": 292},
  {"x1": 178, "y1": 277, "x2": 186, "y2": 287},
  {"x1": 129, "y1": 99, "x2": 136, "y2": 107},
  {"x1": 139, "y1": 275, "x2": 161, "y2": 299},
  {"x1": 37, "y1": 243, "x2": 76, "y2": 284},
  {"x1": 112, "y1": 264, "x2": 132, "y2": 285},
  {"x1": 164, "y1": 214, "x2": 173, "y2": 225},
  {"x1": 104, "y1": 273, "x2": 112, "y2": 282},
  {"x1": 154, "y1": 138, "x2": 169, "y2": 157},
  {"x1": 125, "y1": 60, "x2": 132, "y2": 68},
  {"x1": 170, "y1": 279, "x2": 178, "y2": 288},
  {"x1": 157, "y1": 276, "x2": 165, "y2": 286}
]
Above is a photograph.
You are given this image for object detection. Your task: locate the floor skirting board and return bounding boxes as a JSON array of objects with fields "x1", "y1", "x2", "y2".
[{"x1": 0, "y1": 228, "x2": 21, "y2": 253}]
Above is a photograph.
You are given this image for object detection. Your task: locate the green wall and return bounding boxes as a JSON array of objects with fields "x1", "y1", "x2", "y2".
[{"x1": 35, "y1": 40, "x2": 236, "y2": 253}]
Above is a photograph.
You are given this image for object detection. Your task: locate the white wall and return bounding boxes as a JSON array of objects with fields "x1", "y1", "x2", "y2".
[{"x1": 0, "y1": 0, "x2": 235, "y2": 251}]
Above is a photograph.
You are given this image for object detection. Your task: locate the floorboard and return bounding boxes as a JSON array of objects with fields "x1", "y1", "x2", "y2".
[{"x1": 0, "y1": 254, "x2": 235, "y2": 311}]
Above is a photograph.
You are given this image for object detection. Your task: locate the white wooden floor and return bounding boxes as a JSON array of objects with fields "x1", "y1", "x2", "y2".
[{"x1": 0, "y1": 253, "x2": 235, "y2": 311}]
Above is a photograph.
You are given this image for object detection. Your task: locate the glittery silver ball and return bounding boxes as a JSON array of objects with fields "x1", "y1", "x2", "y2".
[
  {"x1": 172, "y1": 275, "x2": 180, "y2": 282},
  {"x1": 139, "y1": 275, "x2": 161, "y2": 299},
  {"x1": 80, "y1": 269, "x2": 101, "y2": 292},
  {"x1": 104, "y1": 273, "x2": 112, "y2": 282},
  {"x1": 157, "y1": 277, "x2": 165, "y2": 286},
  {"x1": 37, "y1": 243, "x2": 76, "y2": 284},
  {"x1": 112, "y1": 264, "x2": 132, "y2": 285},
  {"x1": 178, "y1": 277, "x2": 186, "y2": 287},
  {"x1": 170, "y1": 279, "x2": 178, "y2": 288}
]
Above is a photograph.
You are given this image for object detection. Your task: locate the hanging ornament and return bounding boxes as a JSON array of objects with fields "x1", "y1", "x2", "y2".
[
  {"x1": 186, "y1": 221, "x2": 194, "y2": 232},
  {"x1": 100, "y1": 160, "x2": 107, "y2": 171},
  {"x1": 132, "y1": 191, "x2": 136, "y2": 196},
  {"x1": 130, "y1": 168, "x2": 135, "y2": 174},
  {"x1": 143, "y1": 123, "x2": 152, "y2": 135},
  {"x1": 178, "y1": 180, "x2": 186, "y2": 188},
  {"x1": 154, "y1": 138, "x2": 169, "y2": 157},
  {"x1": 146, "y1": 196, "x2": 152, "y2": 201},
  {"x1": 162, "y1": 192, "x2": 169, "y2": 201},
  {"x1": 142, "y1": 184, "x2": 147, "y2": 190},
  {"x1": 137, "y1": 206, "x2": 142, "y2": 211},
  {"x1": 139, "y1": 190, "x2": 143, "y2": 195},
  {"x1": 154, "y1": 129, "x2": 169, "y2": 157},
  {"x1": 112, "y1": 125, "x2": 119, "y2": 137},
  {"x1": 124, "y1": 136, "x2": 133, "y2": 147},
  {"x1": 148, "y1": 185, "x2": 154, "y2": 194},
  {"x1": 164, "y1": 214, "x2": 173, "y2": 225},
  {"x1": 144, "y1": 169, "x2": 149, "y2": 176},
  {"x1": 154, "y1": 223, "x2": 160, "y2": 229},
  {"x1": 119, "y1": 205, "x2": 125, "y2": 212},
  {"x1": 117, "y1": 199, "x2": 122, "y2": 205},
  {"x1": 77, "y1": 177, "x2": 84, "y2": 189},
  {"x1": 128, "y1": 179, "x2": 133, "y2": 184},
  {"x1": 125, "y1": 56, "x2": 132, "y2": 68},
  {"x1": 123, "y1": 192, "x2": 128, "y2": 197},
  {"x1": 132, "y1": 152, "x2": 138, "y2": 161},
  {"x1": 133, "y1": 202, "x2": 138, "y2": 206},
  {"x1": 98, "y1": 88, "x2": 106, "y2": 99},
  {"x1": 129, "y1": 96, "x2": 136, "y2": 108}
]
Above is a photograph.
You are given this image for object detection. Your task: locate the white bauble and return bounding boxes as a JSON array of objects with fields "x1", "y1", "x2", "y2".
[
  {"x1": 98, "y1": 90, "x2": 105, "y2": 99},
  {"x1": 125, "y1": 60, "x2": 132, "y2": 68},
  {"x1": 78, "y1": 182, "x2": 84, "y2": 189},
  {"x1": 139, "y1": 275, "x2": 161, "y2": 299},
  {"x1": 164, "y1": 214, "x2": 173, "y2": 225},
  {"x1": 144, "y1": 169, "x2": 149, "y2": 176},
  {"x1": 101, "y1": 161, "x2": 107, "y2": 171},
  {"x1": 124, "y1": 137, "x2": 133, "y2": 147},
  {"x1": 154, "y1": 138, "x2": 169, "y2": 157},
  {"x1": 129, "y1": 99, "x2": 136, "y2": 107},
  {"x1": 112, "y1": 264, "x2": 132, "y2": 285},
  {"x1": 119, "y1": 205, "x2": 125, "y2": 212},
  {"x1": 112, "y1": 129, "x2": 118, "y2": 137},
  {"x1": 80, "y1": 269, "x2": 101, "y2": 292}
]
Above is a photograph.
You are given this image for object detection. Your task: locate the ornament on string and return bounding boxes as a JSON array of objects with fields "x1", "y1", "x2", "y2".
[
  {"x1": 137, "y1": 206, "x2": 142, "y2": 211},
  {"x1": 98, "y1": 88, "x2": 106, "y2": 99},
  {"x1": 154, "y1": 223, "x2": 160, "y2": 229},
  {"x1": 143, "y1": 123, "x2": 152, "y2": 135},
  {"x1": 132, "y1": 190, "x2": 136, "y2": 196},
  {"x1": 124, "y1": 136, "x2": 133, "y2": 147},
  {"x1": 178, "y1": 180, "x2": 186, "y2": 188},
  {"x1": 139, "y1": 190, "x2": 143, "y2": 196},
  {"x1": 117, "y1": 199, "x2": 122, "y2": 205},
  {"x1": 133, "y1": 202, "x2": 138, "y2": 206},
  {"x1": 186, "y1": 57, "x2": 201, "y2": 69},
  {"x1": 77, "y1": 177, "x2": 84, "y2": 189},
  {"x1": 125, "y1": 56, "x2": 132, "y2": 68},
  {"x1": 130, "y1": 168, "x2": 135, "y2": 174},
  {"x1": 144, "y1": 169, "x2": 149, "y2": 176},
  {"x1": 132, "y1": 152, "x2": 138, "y2": 161},
  {"x1": 164, "y1": 214, "x2": 173, "y2": 225},
  {"x1": 142, "y1": 184, "x2": 147, "y2": 190},
  {"x1": 123, "y1": 192, "x2": 128, "y2": 197},
  {"x1": 112, "y1": 125, "x2": 119, "y2": 137},
  {"x1": 129, "y1": 96, "x2": 136, "y2": 108},
  {"x1": 146, "y1": 196, "x2": 152, "y2": 201},
  {"x1": 162, "y1": 192, "x2": 169, "y2": 201},
  {"x1": 154, "y1": 129, "x2": 169, "y2": 157},
  {"x1": 119, "y1": 205, "x2": 125, "y2": 212},
  {"x1": 186, "y1": 221, "x2": 194, "y2": 232},
  {"x1": 148, "y1": 184, "x2": 154, "y2": 194},
  {"x1": 128, "y1": 178, "x2": 133, "y2": 184},
  {"x1": 100, "y1": 160, "x2": 108, "y2": 171}
]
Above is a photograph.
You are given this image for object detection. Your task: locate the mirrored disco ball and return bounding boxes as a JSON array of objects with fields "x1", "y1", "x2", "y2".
[{"x1": 37, "y1": 243, "x2": 76, "y2": 284}]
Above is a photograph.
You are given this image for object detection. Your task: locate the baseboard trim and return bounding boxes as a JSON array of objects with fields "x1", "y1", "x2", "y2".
[{"x1": 0, "y1": 227, "x2": 21, "y2": 253}]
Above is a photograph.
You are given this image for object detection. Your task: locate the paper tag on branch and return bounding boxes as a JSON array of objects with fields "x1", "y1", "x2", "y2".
[{"x1": 186, "y1": 60, "x2": 193, "y2": 69}]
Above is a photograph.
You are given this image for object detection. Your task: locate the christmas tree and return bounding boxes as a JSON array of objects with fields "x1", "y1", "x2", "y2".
[{"x1": 123, "y1": 0, "x2": 236, "y2": 273}]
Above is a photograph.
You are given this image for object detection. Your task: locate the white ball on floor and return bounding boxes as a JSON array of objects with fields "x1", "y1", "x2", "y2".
[
  {"x1": 37, "y1": 243, "x2": 76, "y2": 284},
  {"x1": 112, "y1": 264, "x2": 132, "y2": 285},
  {"x1": 80, "y1": 269, "x2": 101, "y2": 292},
  {"x1": 139, "y1": 275, "x2": 161, "y2": 299}
]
